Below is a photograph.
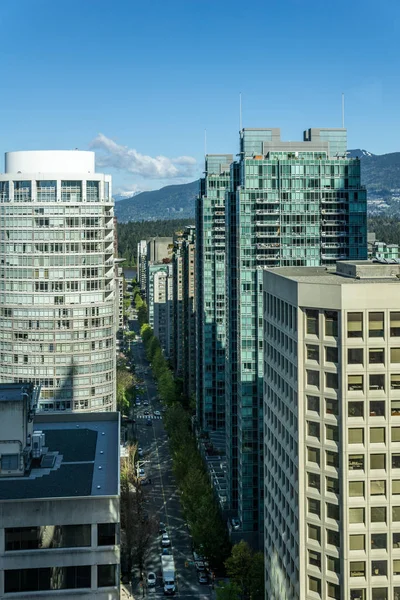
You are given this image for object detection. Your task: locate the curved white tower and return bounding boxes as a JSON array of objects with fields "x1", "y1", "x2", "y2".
[{"x1": 0, "y1": 151, "x2": 116, "y2": 412}]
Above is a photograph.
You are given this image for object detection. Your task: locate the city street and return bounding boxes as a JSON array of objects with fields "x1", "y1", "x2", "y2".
[{"x1": 128, "y1": 317, "x2": 214, "y2": 600}]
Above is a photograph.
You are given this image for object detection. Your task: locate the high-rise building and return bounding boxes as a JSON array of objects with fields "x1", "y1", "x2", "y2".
[
  {"x1": 225, "y1": 128, "x2": 367, "y2": 540},
  {"x1": 137, "y1": 239, "x2": 147, "y2": 291},
  {"x1": 172, "y1": 233, "x2": 184, "y2": 378},
  {"x1": 0, "y1": 151, "x2": 116, "y2": 413},
  {"x1": 263, "y1": 260, "x2": 400, "y2": 600},
  {"x1": 196, "y1": 154, "x2": 233, "y2": 431},
  {"x1": 0, "y1": 382, "x2": 120, "y2": 598},
  {"x1": 147, "y1": 262, "x2": 173, "y2": 357}
]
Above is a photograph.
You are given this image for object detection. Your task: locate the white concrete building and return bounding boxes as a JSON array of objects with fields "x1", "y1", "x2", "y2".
[
  {"x1": 0, "y1": 151, "x2": 116, "y2": 412},
  {"x1": 137, "y1": 239, "x2": 147, "y2": 292},
  {"x1": 263, "y1": 261, "x2": 400, "y2": 600},
  {"x1": 0, "y1": 382, "x2": 120, "y2": 598}
]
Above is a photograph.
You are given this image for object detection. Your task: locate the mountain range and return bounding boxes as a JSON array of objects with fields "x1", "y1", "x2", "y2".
[{"x1": 114, "y1": 149, "x2": 400, "y2": 222}]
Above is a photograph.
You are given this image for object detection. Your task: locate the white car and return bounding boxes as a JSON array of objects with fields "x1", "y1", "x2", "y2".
[
  {"x1": 153, "y1": 410, "x2": 161, "y2": 417},
  {"x1": 231, "y1": 518, "x2": 240, "y2": 530},
  {"x1": 147, "y1": 572, "x2": 156, "y2": 587},
  {"x1": 161, "y1": 533, "x2": 171, "y2": 547}
]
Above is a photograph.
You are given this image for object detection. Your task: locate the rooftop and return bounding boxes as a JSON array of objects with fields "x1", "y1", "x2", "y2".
[
  {"x1": 0, "y1": 412, "x2": 119, "y2": 501},
  {"x1": 0, "y1": 382, "x2": 35, "y2": 403}
]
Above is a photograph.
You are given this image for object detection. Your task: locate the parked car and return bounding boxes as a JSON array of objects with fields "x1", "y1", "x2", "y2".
[
  {"x1": 161, "y1": 533, "x2": 171, "y2": 547},
  {"x1": 159, "y1": 522, "x2": 167, "y2": 534},
  {"x1": 147, "y1": 572, "x2": 156, "y2": 588},
  {"x1": 231, "y1": 518, "x2": 240, "y2": 530},
  {"x1": 138, "y1": 468, "x2": 146, "y2": 478},
  {"x1": 198, "y1": 572, "x2": 209, "y2": 584},
  {"x1": 138, "y1": 447, "x2": 144, "y2": 457}
]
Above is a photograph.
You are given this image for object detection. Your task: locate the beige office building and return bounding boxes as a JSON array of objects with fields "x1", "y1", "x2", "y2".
[{"x1": 263, "y1": 261, "x2": 400, "y2": 600}]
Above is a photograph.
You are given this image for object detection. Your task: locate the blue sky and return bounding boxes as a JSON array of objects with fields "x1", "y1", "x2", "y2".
[{"x1": 1, "y1": 0, "x2": 399, "y2": 193}]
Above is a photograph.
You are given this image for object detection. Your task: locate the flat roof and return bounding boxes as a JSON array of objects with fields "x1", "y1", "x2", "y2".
[
  {"x1": 0, "y1": 382, "x2": 34, "y2": 402},
  {"x1": 0, "y1": 413, "x2": 119, "y2": 501}
]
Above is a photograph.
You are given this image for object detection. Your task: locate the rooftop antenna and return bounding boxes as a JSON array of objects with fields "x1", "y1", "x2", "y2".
[
  {"x1": 342, "y1": 93, "x2": 345, "y2": 129},
  {"x1": 204, "y1": 129, "x2": 207, "y2": 157},
  {"x1": 239, "y1": 93, "x2": 242, "y2": 131}
]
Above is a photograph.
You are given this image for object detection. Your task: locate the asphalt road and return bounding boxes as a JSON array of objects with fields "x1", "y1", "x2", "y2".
[{"x1": 128, "y1": 318, "x2": 214, "y2": 600}]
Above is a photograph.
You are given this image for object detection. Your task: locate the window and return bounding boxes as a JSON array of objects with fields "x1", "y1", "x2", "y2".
[
  {"x1": 326, "y1": 424, "x2": 339, "y2": 442},
  {"x1": 392, "y1": 400, "x2": 400, "y2": 417},
  {"x1": 391, "y1": 348, "x2": 400, "y2": 363},
  {"x1": 326, "y1": 477, "x2": 339, "y2": 494},
  {"x1": 393, "y1": 506, "x2": 400, "y2": 521},
  {"x1": 349, "y1": 402, "x2": 364, "y2": 417},
  {"x1": 393, "y1": 454, "x2": 400, "y2": 469},
  {"x1": 308, "y1": 447, "x2": 320, "y2": 465},
  {"x1": 326, "y1": 555, "x2": 340, "y2": 574},
  {"x1": 391, "y1": 311, "x2": 400, "y2": 336},
  {"x1": 394, "y1": 561, "x2": 400, "y2": 576},
  {"x1": 308, "y1": 498, "x2": 320, "y2": 516},
  {"x1": 307, "y1": 370, "x2": 320, "y2": 388},
  {"x1": 349, "y1": 454, "x2": 364, "y2": 470},
  {"x1": 348, "y1": 312, "x2": 363, "y2": 338},
  {"x1": 348, "y1": 348, "x2": 363, "y2": 364},
  {"x1": 327, "y1": 582, "x2": 340, "y2": 599},
  {"x1": 372, "y1": 560, "x2": 387, "y2": 577},
  {"x1": 5, "y1": 525, "x2": 91, "y2": 551},
  {"x1": 394, "y1": 587, "x2": 400, "y2": 600},
  {"x1": 308, "y1": 550, "x2": 321, "y2": 568},
  {"x1": 326, "y1": 451, "x2": 339, "y2": 468},
  {"x1": 326, "y1": 503, "x2": 339, "y2": 520},
  {"x1": 391, "y1": 374, "x2": 400, "y2": 390},
  {"x1": 350, "y1": 535, "x2": 365, "y2": 551},
  {"x1": 97, "y1": 523, "x2": 116, "y2": 546},
  {"x1": 371, "y1": 533, "x2": 387, "y2": 550},
  {"x1": 306, "y1": 310, "x2": 319, "y2": 335},
  {"x1": 308, "y1": 524, "x2": 321, "y2": 543},
  {"x1": 327, "y1": 529, "x2": 340, "y2": 547},
  {"x1": 1, "y1": 454, "x2": 19, "y2": 471},
  {"x1": 349, "y1": 481, "x2": 364, "y2": 497},
  {"x1": 370, "y1": 480, "x2": 386, "y2": 496},
  {"x1": 371, "y1": 589, "x2": 388, "y2": 600},
  {"x1": 370, "y1": 428, "x2": 385, "y2": 444},
  {"x1": 307, "y1": 421, "x2": 320, "y2": 439},
  {"x1": 393, "y1": 532, "x2": 400, "y2": 548},
  {"x1": 349, "y1": 507, "x2": 365, "y2": 524},
  {"x1": 370, "y1": 401, "x2": 385, "y2": 417},
  {"x1": 370, "y1": 374, "x2": 385, "y2": 391},
  {"x1": 371, "y1": 454, "x2": 386, "y2": 470},
  {"x1": 308, "y1": 472, "x2": 320, "y2": 490},
  {"x1": 350, "y1": 591, "x2": 365, "y2": 600},
  {"x1": 326, "y1": 372, "x2": 338, "y2": 389},
  {"x1": 350, "y1": 561, "x2": 366, "y2": 577},
  {"x1": 371, "y1": 506, "x2": 387, "y2": 523},
  {"x1": 325, "y1": 311, "x2": 338, "y2": 337},
  {"x1": 349, "y1": 428, "x2": 364, "y2": 444},
  {"x1": 4, "y1": 566, "x2": 91, "y2": 592},
  {"x1": 307, "y1": 395, "x2": 320, "y2": 412},
  {"x1": 325, "y1": 346, "x2": 338, "y2": 363},
  {"x1": 369, "y1": 348, "x2": 385, "y2": 364},
  {"x1": 393, "y1": 480, "x2": 400, "y2": 495},
  {"x1": 325, "y1": 398, "x2": 338, "y2": 415},
  {"x1": 348, "y1": 375, "x2": 363, "y2": 392},
  {"x1": 307, "y1": 345, "x2": 319, "y2": 361},
  {"x1": 98, "y1": 565, "x2": 116, "y2": 587},
  {"x1": 393, "y1": 427, "x2": 400, "y2": 442},
  {"x1": 369, "y1": 312, "x2": 384, "y2": 337},
  {"x1": 308, "y1": 576, "x2": 321, "y2": 594}
]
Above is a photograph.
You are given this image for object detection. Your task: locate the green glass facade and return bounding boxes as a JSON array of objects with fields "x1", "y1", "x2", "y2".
[
  {"x1": 196, "y1": 154, "x2": 233, "y2": 431},
  {"x1": 225, "y1": 128, "x2": 367, "y2": 539}
]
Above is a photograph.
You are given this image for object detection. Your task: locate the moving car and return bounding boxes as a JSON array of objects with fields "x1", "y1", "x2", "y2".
[
  {"x1": 153, "y1": 410, "x2": 161, "y2": 417},
  {"x1": 146, "y1": 418, "x2": 152, "y2": 426},
  {"x1": 159, "y1": 522, "x2": 167, "y2": 534},
  {"x1": 144, "y1": 410, "x2": 149, "y2": 416},
  {"x1": 138, "y1": 468, "x2": 146, "y2": 478},
  {"x1": 138, "y1": 447, "x2": 144, "y2": 457},
  {"x1": 198, "y1": 572, "x2": 209, "y2": 584},
  {"x1": 143, "y1": 400, "x2": 149, "y2": 406},
  {"x1": 161, "y1": 547, "x2": 172, "y2": 556},
  {"x1": 147, "y1": 572, "x2": 156, "y2": 588},
  {"x1": 161, "y1": 533, "x2": 171, "y2": 547}
]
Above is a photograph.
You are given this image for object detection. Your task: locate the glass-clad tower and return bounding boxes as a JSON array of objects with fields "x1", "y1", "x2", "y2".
[
  {"x1": 0, "y1": 151, "x2": 116, "y2": 413},
  {"x1": 196, "y1": 154, "x2": 233, "y2": 431},
  {"x1": 225, "y1": 128, "x2": 367, "y2": 541}
]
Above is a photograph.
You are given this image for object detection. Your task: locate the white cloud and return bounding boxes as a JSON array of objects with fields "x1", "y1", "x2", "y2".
[{"x1": 90, "y1": 133, "x2": 197, "y2": 179}]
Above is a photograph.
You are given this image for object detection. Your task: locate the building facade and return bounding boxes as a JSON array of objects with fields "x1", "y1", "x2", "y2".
[
  {"x1": 137, "y1": 239, "x2": 147, "y2": 292},
  {"x1": 172, "y1": 234, "x2": 184, "y2": 377},
  {"x1": 147, "y1": 262, "x2": 173, "y2": 357},
  {"x1": 225, "y1": 128, "x2": 367, "y2": 540},
  {"x1": 196, "y1": 154, "x2": 233, "y2": 431},
  {"x1": 0, "y1": 151, "x2": 116, "y2": 413},
  {"x1": 0, "y1": 383, "x2": 120, "y2": 598},
  {"x1": 182, "y1": 225, "x2": 196, "y2": 398},
  {"x1": 263, "y1": 261, "x2": 400, "y2": 600}
]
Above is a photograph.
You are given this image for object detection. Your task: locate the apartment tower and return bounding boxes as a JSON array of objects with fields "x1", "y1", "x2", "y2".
[
  {"x1": 196, "y1": 154, "x2": 233, "y2": 431},
  {"x1": 225, "y1": 128, "x2": 367, "y2": 541},
  {"x1": 0, "y1": 151, "x2": 116, "y2": 413},
  {"x1": 263, "y1": 261, "x2": 400, "y2": 600}
]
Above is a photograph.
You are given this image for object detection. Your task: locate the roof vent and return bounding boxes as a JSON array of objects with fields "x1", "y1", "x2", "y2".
[{"x1": 32, "y1": 431, "x2": 45, "y2": 459}]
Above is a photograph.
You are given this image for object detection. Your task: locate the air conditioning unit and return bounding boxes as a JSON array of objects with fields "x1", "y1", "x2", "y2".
[{"x1": 32, "y1": 431, "x2": 45, "y2": 459}]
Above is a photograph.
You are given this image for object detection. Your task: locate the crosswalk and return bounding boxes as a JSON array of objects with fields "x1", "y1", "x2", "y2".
[{"x1": 137, "y1": 414, "x2": 163, "y2": 420}]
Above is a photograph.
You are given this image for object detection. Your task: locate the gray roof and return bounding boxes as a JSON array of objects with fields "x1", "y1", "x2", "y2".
[
  {"x1": 0, "y1": 382, "x2": 33, "y2": 402},
  {"x1": 0, "y1": 413, "x2": 119, "y2": 501}
]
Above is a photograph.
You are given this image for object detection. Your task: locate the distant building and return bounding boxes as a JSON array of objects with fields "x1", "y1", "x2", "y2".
[
  {"x1": 172, "y1": 234, "x2": 184, "y2": 377},
  {"x1": 0, "y1": 150, "x2": 116, "y2": 413},
  {"x1": 263, "y1": 260, "x2": 400, "y2": 600},
  {"x1": 137, "y1": 239, "x2": 147, "y2": 291},
  {"x1": 147, "y1": 237, "x2": 173, "y2": 264},
  {"x1": 0, "y1": 382, "x2": 120, "y2": 598},
  {"x1": 370, "y1": 240, "x2": 400, "y2": 261},
  {"x1": 147, "y1": 263, "x2": 173, "y2": 357}
]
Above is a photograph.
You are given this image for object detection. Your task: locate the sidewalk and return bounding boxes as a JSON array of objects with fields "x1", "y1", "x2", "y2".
[{"x1": 121, "y1": 583, "x2": 134, "y2": 599}]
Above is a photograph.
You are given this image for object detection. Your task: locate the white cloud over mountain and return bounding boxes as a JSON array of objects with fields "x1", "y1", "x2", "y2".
[{"x1": 90, "y1": 133, "x2": 197, "y2": 179}]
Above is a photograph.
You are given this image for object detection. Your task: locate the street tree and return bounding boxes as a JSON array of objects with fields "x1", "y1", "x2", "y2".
[
  {"x1": 117, "y1": 367, "x2": 133, "y2": 414},
  {"x1": 225, "y1": 541, "x2": 264, "y2": 600},
  {"x1": 216, "y1": 582, "x2": 242, "y2": 600}
]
